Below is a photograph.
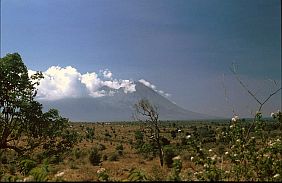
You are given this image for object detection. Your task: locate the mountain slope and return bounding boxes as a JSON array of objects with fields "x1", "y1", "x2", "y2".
[{"x1": 39, "y1": 81, "x2": 218, "y2": 122}]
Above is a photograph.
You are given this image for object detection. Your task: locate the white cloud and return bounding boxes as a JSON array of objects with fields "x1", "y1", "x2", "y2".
[
  {"x1": 101, "y1": 69, "x2": 113, "y2": 79},
  {"x1": 158, "y1": 90, "x2": 164, "y2": 94},
  {"x1": 138, "y1": 79, "x2": 171, "y2": 98},
  {"x1": 28, "y1": 70, "x2": 37, "y2": 77},
  {"x1": 102, "y1": 79, "x2": 121, "y2": 90},
  {"x1": 34, "y1": 66, "x2": 88, "y2": 100},
  {"x1": 120, "y1": 80, "x2": 136, "y2": 93},
  {"x1": 28, "y1": 66, "x2": 169, "y2": 100},
  {"x1": 29, "y1": 66, "x2": 136, "y2": 100},
  {"x1": 138, "y1": 79, "x2": 150, "y2": 87},
  {"x1": 164, "y1": 93, "x2": 171, "y2": 97},
  {"x1": 81, "y1": 72, "x2": 102, "y2": 97}
]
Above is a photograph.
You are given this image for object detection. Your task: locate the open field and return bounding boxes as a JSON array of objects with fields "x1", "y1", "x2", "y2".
[{"x1": 1, "y1": 118, "x2": 281, "y2": 181}]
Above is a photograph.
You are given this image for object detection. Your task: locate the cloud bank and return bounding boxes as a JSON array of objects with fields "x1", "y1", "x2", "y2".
[{"x1": 28, "y1": 66, "x2": 170, "y2": 100}]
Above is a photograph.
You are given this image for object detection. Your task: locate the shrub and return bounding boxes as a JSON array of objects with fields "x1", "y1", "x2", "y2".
[
  {"x1": 163, "y1": 145, "x2": 176, "y2": 168},
  {"x1": 116, "y1": 144, "x2": 124, "y2": 151},
  {"x1": 171, "y1": 130, "x2": 177, "y2": 139},
  {"x1": 116, "y1": 144, "x2": 124, "y2": 156},
  {"x1": 97, "y1": 143, "x2": 107, "y2": 151},
  {"x1": 8, "y1": 162, "x2": 17, "y2": 175},
  {"x1": 108, "y1": 153, "x2": 119, "y2": 161},
  {"x1": 127, "y1": 168, "x2": 148, "y2": 181},
  {"x1": 117, "y1": 150, "x2": 123, "y2": 156},
  {"x1": 149, "y1": 165, "x2": 165, "y2": 181},
  {"x1": 169, "y1": 157, "x2": 182, "y2": 181},
  {"x1": 104, "y1": 132, "x2": 111, "y2": 138},
  {"x1": 161, "y1": 137, "x2": 170, "y2": 146},
  {"x1": 102, "y1": 154, "x2": 108, "y2": 161},
  {"x1": 49, "y1": 155, "x2": 63, "y2": 164},
  {"x1": 19, "y1": 159, "x2": 37, "y2": 175},
  {"x1": 29, "y1": 164, "x2": 49, "y2": 182},
  {"x1": 139, "y1": 143, "x2": 155, "y2": 159},
  {"x1": 73, "y1": 148, "x2": 83, "y2": 160},
  {"x1": 96, "y1": 168, "x2": 109, "y2": 181},
  {"x1": 180, "y1": 137, "x2": 188, "y2": 146},
  {"x1": 85, "y1": 127, "x2": 95, "y2": 142},
  {"x1": 69, "y1": 162, "x2": 79, "y2": 169},
  {"x1": 134, "y1": 130, "x2": 144, "y2": 141},
  {"x1": 89, "y1": 148, "x2": 101, "y2": 166},
  {"x1": 1, "y1": 155, "x2": 8, "y2": 164},
  {"x1": 1, "y1": 175, "x2": 21, "y2": 182}
]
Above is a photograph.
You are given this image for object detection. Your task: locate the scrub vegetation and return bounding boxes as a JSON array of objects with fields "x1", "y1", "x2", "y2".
[{"x1": 0, "y1": 53, "x2": 281, "y2": 181}]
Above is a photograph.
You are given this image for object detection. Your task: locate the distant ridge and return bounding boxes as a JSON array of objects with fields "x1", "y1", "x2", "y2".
[{"x1": 39, "y1": 81, "x2": 219, "y2": 122}]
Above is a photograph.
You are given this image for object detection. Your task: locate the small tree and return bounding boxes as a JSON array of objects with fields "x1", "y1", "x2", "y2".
[{"x1": 134, "y1": 99, "x2": 164, "y2": 166}]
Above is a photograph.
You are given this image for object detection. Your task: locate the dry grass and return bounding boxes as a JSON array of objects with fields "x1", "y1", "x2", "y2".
[
  {"x1": 43, "y1": 121, "x2": 190, "y2": 181},
  {"x1": 3, "y1": 120, "x2": 280, "y2": 181},
  {"x1": 40, "y1": 123, "x2": 174, "y2": 181}
]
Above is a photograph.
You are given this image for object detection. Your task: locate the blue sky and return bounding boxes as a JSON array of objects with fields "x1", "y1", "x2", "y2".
[{"x1": 1, "y1": 0, "x2": 281, "y2": 118}]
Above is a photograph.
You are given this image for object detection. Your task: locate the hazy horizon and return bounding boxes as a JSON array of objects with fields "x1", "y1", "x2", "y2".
[{"x1": 1, "y1": 0, "x2": 281, "y2": 118}]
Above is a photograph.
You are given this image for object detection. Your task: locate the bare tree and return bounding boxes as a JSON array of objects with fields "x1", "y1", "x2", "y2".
[
  {"x1": 134, "y1": 99, "x2": 164, "y2": 167},
  {"x1": 230, "y1": 63, "x2": 281, "y2": 139}
]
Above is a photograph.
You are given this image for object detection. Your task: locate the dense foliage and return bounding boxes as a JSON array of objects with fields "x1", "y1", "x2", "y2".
[{"x1": 0, "y1": 53, "x2": 78, "y2": 180}]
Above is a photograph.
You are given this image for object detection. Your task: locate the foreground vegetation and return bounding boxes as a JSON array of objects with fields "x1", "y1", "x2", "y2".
[
  {"x1": 1, "y1": 53, "x2": 281, "y2": 181},
  {"x1": 0, "y1": 117, "x2": 281, "y2": 181}
]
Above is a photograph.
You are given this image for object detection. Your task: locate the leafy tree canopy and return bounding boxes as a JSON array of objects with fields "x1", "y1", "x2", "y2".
[{"x1": 0, "y1": 53, "x2": 76, "y2": 156}]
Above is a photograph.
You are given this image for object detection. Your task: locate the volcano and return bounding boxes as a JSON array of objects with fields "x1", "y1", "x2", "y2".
[{"x1": 39, "y1": 81, "x2": 218, "y2": 122}]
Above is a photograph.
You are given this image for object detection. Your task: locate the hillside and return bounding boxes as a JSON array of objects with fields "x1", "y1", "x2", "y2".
[{"x1": 39, "y1": 81, "x2": 218, "y2": 122}]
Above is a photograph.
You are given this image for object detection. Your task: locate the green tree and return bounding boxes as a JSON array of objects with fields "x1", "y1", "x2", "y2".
[{"x1": 0, "y1": 53, "x2": 76, "y2": 156}]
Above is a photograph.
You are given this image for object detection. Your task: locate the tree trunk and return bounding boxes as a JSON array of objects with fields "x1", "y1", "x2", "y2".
[{"x1": 157, "y1": 139, "x2": 163, "y2": 167}]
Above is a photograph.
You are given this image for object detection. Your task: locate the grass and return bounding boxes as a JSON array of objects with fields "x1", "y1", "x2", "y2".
[{"x1": 1, "y1": 119, "x2": 281, "y2": 181}]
